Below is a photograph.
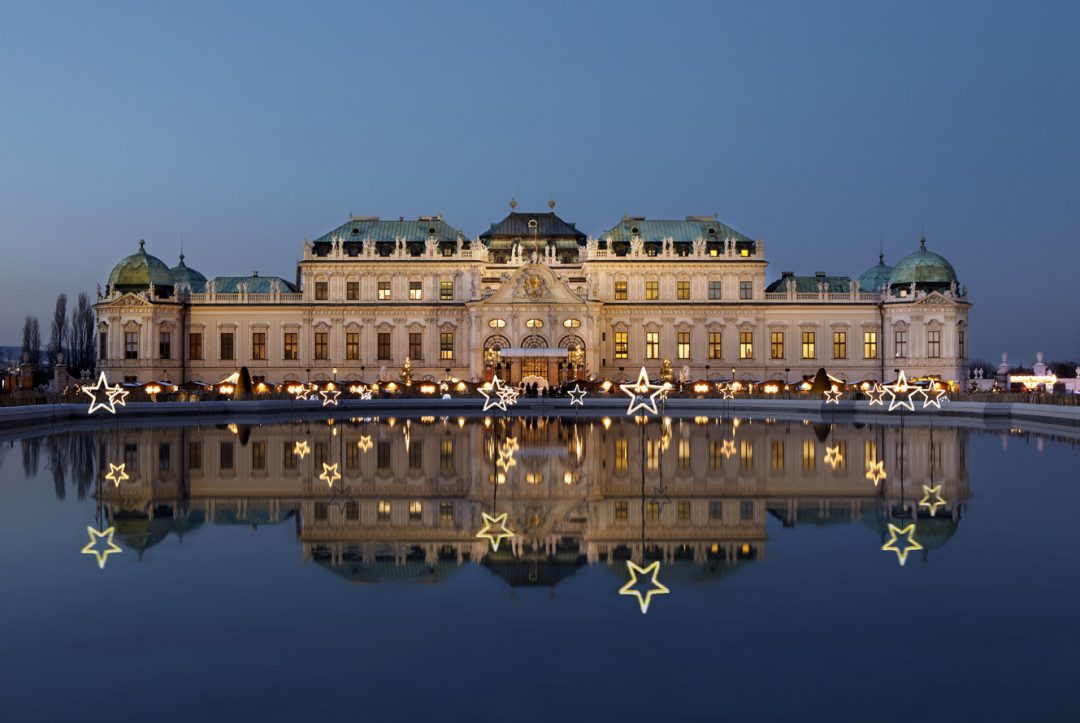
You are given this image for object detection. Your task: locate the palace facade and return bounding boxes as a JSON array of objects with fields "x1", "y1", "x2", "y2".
[{"x1": 94, "y1": 203, "x2": 971, "y2": 386}]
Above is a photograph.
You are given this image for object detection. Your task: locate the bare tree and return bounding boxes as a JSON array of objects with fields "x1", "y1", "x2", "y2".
[
  {"x1": 48, "y1": 293, "x2": 68, "y2": 368},
  {"x1": 68, "y1": 292, "x2": 96, "y2": 375},
  {"x1": 21, "y1": 315, "x2": 41, "y2": 370}
]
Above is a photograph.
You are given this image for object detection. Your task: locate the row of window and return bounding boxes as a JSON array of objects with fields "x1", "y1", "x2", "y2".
[
  {"x1": 612, "y1": 279, "x2": 753, "y2": 301},
  {"x1": 614, "y1": 499, "x2": 756, "y2": 522},
  {"x1": 157, "y1": 330, "x2": 455, "y2": 362},
  {"x1": 487, "y1": 318, "x2": 581, "y2": 329},
  {"x1": 315, "y1": 279, "x2": 455, "y2": 302}
]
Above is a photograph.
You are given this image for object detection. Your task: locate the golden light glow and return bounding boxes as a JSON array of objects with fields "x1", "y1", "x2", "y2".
[
  {"x1": 81, "y1": 526, "x2": 122, "y2": 569},
  {"x1": 290, "y1": 383, "x2": 310, "y2": 400},
  {"x1": 293, "y1": 440, "x2": 310, "y2": 459},
  {"x1": 881, "y1": 522, "x2": 923, "y2": 566},
  {"x1": 320, "y1": 389, "x2": 341, "y2": 406},
  {"x1": 919, "y1": 484, "x2": 947, "y2": 516},
  {"x1": 496, "y1": 447, "x2": 516, "y2": 472},
  {"x1": 81, "y1": 372, "x2": 127, "y2": 415},
  {"x1": 865, "y1": 459, "x2": 887, "y2": 486},
  {"x1": 720, "y1": 439, "x2": 737, "y2": 459},
  {"x1": 824, "y1": 446, "x2": 843, "y2": 469},
  {"x1": 357, "y1": 435, "x2": 373, "y2": 452},
  {"x1": 476, "y1": 512, "x2": 514, "y2": 551},
  {"x1": 602, "y1": 417, "x2": 612, "y2": 430},
  {"x1": 145, "y1": 383, "x2": 162, "y2": 396},
  {"x1": 762, "y1": 383, "x2": 780, "y2": 394},
  {"x1": 319, "y1": 462, "x2": 341, "y2": 488},
  {"x1": 419, "y1": 383, "x2": 437, "y2": 394},
  {"x1": 619, "y1": 560, "x2": 670, "y2": 614},
  {"x1": 693, "y1": 382, "x2": 710, "y2": 394},
  {"x1": 218, "y1": 384, "x2": 235, "y2": 395},
  {"x1": 600, "y1": 380, "x2": 613, "y2": 392},
  {"x1": 1011, "y1": 373, "x2": 1057, "y2": 390},
  {"x1": 104, "y1": 463, "x2": 129, "y2": 487},
  {"x1": 620, "y1": 367, "x2": 665, "y2": 416}
]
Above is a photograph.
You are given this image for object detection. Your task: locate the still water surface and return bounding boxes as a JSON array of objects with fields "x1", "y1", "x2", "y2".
[{"x1": 0, "y1": 414, "x2": 1077, "y2": 722}]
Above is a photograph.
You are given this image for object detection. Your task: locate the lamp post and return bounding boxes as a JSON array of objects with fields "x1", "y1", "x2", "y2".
[{"x1": 731, "y1": 366, "x2": 736, "y2": 383}]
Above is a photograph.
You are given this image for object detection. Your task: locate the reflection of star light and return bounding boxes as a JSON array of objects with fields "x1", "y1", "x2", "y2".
[
  {"x1": 620, "y1": 367, "x2": 665, "y2": 416},
  {"x1": 619, "y1": 560, "x2": 670, "y2": 614},
  {"x1": 885, "y1": 371, "x2": 918, "y2": 412},
  {"x1": 824, "y1": 446, "x2": 843, "y2": 469},
  {"x1": 476, "y1": 512, "x2": 514, "y2": 551},
  {"x1": 357, "y1": 435, "x2": 373, "y2": 452},
  {"x1": 293, "y1": 440, "x2": 310, "y2": 459},
  {"x1": 104, "y1": 463, "x2": 129, "y2": 487},
  {"x1": 82, "y1": 372, "x2": 127, "y2": 415},
  {"x1": 867, "y1": 383, "x2": 886, "y2": 406},
  {"x1": 480, "y1": 376, "x2": 509, "y2": 412},
  {"x1": 320, "y1": 389, "x2": 341, "y2": 406},
  {"x1": 568, "y1": 384, "x2": 587, "y2": 406},
  {"x1": 919, "y1": 484, "x2": 947, "y2": 516},
  {"x1": 81, "y1": 526, "x2": 122, "y2": 569},
  {"x1": 866, "y1": 459, "x2": 887, "y2": 486},
  {"x1": 319, "y1": 462, "x2": 341, "y2": 488},
  {"x1": 721, "y1": 439, "x2": 737, "y2": 459},
  {"x1": 496, "y1": 448, "x2": 517, "y2": 472},
  {"x1": 824, "y1": 388, "x2": 842, "y2": 404},
  {"x1": 881, "y1": 522, "x2": 923, "y2": 566},
  {"x1": 502, "y1": 436, "x2": 519, "y2": 454}
]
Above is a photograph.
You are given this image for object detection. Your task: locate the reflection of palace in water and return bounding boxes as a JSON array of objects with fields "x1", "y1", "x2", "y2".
[{"x1": 94, "y1": 417, "x2": 969, "y2": 584}]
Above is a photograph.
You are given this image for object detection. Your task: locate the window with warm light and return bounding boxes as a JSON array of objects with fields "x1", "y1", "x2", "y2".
[
  {"x1": 677, "y1": 501, "x2": 691, "y2": 522},
  {"x1": 614, "y1": 280, "x2": 628, "y2": 300},
  {"x1": 377, "y1": 500, "x2": 391, "y2": 520},
  {"x1": 251, "y1": 332, "x2": 266, "y2": 361},
  {"x1": 646, "y1": 500, "x2": 661, "y2": 521},
  {"x1": 645, "y1": 331, "x2": 659, "y2": 359},
  {"x1": 802, "y1": 439, "x2": 816, "y2": 469},
  {"x1": 677, "y1": 280, "x2": 690, "y2": 300},
  {"x1": 614, "y1": 331, "x2": 628, "y2": 359},
  {"x1": 770, "y1": 331, "x2": 784, "y2": 360},
  {"x1": 615, "y1": 438, "x2": 628, "y2": 470},
  {"x1": 801, "y1": 331, "x2": 816, "y2": 359},
  {"x1": 409, "y1": 500, "x2": 422, "y2": 520},
  {"x1": 645, "y1": 280, "x2": 659, "y2": 300},
  {"x1": 409, "y1": 280, "x2": 422, "y2": 300},
  {"x1": 488, "y1": 318, "x2": 506, "y2": 328},
  {"x1": 440, "y1": 279, "x2": 453, "y2": 300},
  {"x1": 708, "y1": 332, "x2": 722, "y2": 359},
  {"x1": 615, "y1": 500, "x2": 628, "y2": 521},
  {"x1": 771, "y1": 440, "x2": 784, "y2": 470},
  {"x1": 739, "y1": 331, "x2": 753, "y2": 359},
  {"x1": 740, "y1": 440, "x2": 753, "y2": 469},
  {"x1": 677, "y1": 331, "x2": 690, "y2": 359},
  {"x1": 440, "y1": 332, "x2": 454, "y2": 360},
  {"x1": 347, "y1": 332, "x2": 360, "y2": 360},
  {"x1": 378, "y1": 280, "x2": 391, "y2": 300},
  {"x1": 525, "y1": 318, "x2": 544, "y2": 328},
  {"x1": 283, "y1": 332, "x2": 297, "y2": 361},
  {"x1": 833, "y1": 331, "x2": 847, "y2": 359},
  {"x1": 864, "y1": 331, "x2": 878, "y2": 359},
  {"x1": 563, "y1": 318, "x2": 581, "y2": 328}
]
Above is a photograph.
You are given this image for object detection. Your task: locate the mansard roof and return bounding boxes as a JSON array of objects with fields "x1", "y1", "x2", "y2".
[
  {"x1": 210, "y1": 275, "x2": 297, "y2": 293},
  {"x1": 479, "y1": 211, "x2": 586, "y2": 244},
  {"x1": 766, "y1": 273, "x2": 852, "y2": 294},
  {"x1": 602, "y1": 216, "x2": 753, "y2": 244},
  {"x1": 313, "y1": 215, "x2": 468, "y2": 245}
]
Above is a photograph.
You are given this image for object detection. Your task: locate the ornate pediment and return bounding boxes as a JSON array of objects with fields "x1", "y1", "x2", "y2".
[
  {"x1": 105, "y1": 292, "x2": 154, "y2": 309},
  {"x1": 478, "y1": 264, "x2": 585, "y2": 306},
  {"x1": 912, "y1": 291, "x2": 959, "y2": 307}
]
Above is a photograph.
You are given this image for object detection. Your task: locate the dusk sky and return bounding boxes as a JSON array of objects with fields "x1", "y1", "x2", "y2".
[{"x1": 1, "y1": 0, "x2": 1077, "y2": 363}]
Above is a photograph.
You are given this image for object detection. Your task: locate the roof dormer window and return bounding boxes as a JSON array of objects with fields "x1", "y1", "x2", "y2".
[{"x1": 528, "y1": 219, "x2": 538, "y2": 229}]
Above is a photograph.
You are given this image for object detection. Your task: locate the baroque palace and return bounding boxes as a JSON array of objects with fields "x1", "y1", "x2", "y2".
[{"x1": 95, "y1": 201, "x2": 970, "y2": 386}]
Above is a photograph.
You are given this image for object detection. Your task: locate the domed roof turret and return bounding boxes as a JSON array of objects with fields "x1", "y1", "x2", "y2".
[
  {"x1": 107, "y1": 240, "x2": 174, "y2": 296},
  {"x1": 857, "y1": 253, "x2": 893, "y2": 293},
  {"x1": 888, "y1": 237, "x2": 958, "y2": 294},
  {"x1": 170, "y1": 254, "x2": 207, "y2": 292}
]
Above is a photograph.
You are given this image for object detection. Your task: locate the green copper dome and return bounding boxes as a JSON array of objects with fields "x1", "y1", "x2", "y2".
[
  {"x1": 857, "y1": 253, "x2": 893, "y2": 293},
  {"x1": 170, "y1": 254, "x2": 207, "y2": 292},
  {"x1": 888, "y1": 237, "x2": 958, "y2": 293},
  {"x1": 108, "y1": 240, "x2": 175, "y2": 295}
]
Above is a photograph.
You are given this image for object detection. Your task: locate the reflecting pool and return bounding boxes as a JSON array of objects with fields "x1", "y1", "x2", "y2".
[{"x1": 1, "y1": 414, "x2": 1078, "y2": 722}]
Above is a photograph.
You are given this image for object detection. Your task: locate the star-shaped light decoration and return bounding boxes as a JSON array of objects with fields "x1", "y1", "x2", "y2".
[
  {"x1": 568, "y1": 384, "x2": 587, "y2": 406},
  {"x1": 357, "y1": 435, "x2": 373, "y2": 453},
  {"x1": 497, "y1": 381, "x2": 519, "y2": 407},
  {"x1": 292, "y1": 385, "x2": 310, "y2": 401},
  {"x1": 881, "y1": 522, "x2": 923, "y2": 566},
  {"x1": 104, "y1": 463, "x2": 129, "y2": 487},
  {"x1": 922, "y1": 387, "x2": 949, "y2": 409},
  {"x1": 719, "y1": 384, "x2": 736, "y2": 400},
  {"x1": 293, "y1": 440, "x2": 310, "y2": 459},
  {"x1": 824, "y1": 445, "x2": 843, "y2": 469},
  {"x1": 360, "y1": 390, "x2": 373, "y2": 400},
  {"x1": 824, "y1": 388, "x2": 842, "y2": 404},
  {"x1": 320, "y1": 389, "x2": 341, "y2": 406},
  {"x1": 866, "y1": 459, "x2": 887, "y2": 486},
  {"x1": 81, "y1": 526, "x2": 122, "y2": 569},
  {"x1": 919, "y1": 484, "x2": 947, "y2": 517},
  {"x1": 619, "y1": 367, "x2": 665, "y2": 417},
  {"x1": 867, "y1": 383, "x2": 887, "y2": 406},
  {"x1": 502, "y1": 436, "x2": 519, "y2": 454},
  {"x1": 496, "y1": 446, "x2": 517, "y2": 472},
  {"x1": 619, "y1": 560, "x2": 670, "y2": 614},
  {"x1": 885, "y1": 371, "x2": 918, "y2": 412},
  {"x1": 480, "y1": 376, "x2": 509, "y2": 412},
  {"x1": 721, "y1": 439, "x2": 737, "y2": 459},
  {"x1": 476, "y1": 512, "x2": 514, "y2": 552},
  {"x1": 81, "y1": 372, "x2": 127, "y2": 415},
  {"x1": 319, "y1": 462, "x2": 341, "y2": 488}
]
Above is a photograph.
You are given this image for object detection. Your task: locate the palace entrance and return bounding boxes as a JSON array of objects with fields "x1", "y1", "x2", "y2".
[{"x1": 519, "y1": 335, "x2": 549, "y2": 381}]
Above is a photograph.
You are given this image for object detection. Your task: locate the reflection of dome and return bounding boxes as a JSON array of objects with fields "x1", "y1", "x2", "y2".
[
  {"x1": 888, "y1": 237, "x2": 958, "y2": 294},
  {"x1": 864, "y1": 508, "x2": 960, "y2": 556},
  {"x1": 857, "y1": 253, "x2": 893, "y2": 293},
  {"x1": 108, "y1": 240, "x2": 174, "y2": 295},
  {"x1": 170, "y1": 254, "x2": 207, "y2": 292}
]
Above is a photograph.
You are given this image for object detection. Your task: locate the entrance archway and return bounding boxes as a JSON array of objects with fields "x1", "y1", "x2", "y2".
[
  {"x1": 483, "y1": 335, "x2": 511, "y2": 381},
  {"x1": 520, "y1": 334, "x2": 549, "y2": 381},
  {"x1": 558, "y1": 335, "x2": 586, "y2": 384}
]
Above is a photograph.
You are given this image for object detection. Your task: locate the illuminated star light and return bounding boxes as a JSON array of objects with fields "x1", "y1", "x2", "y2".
[
  {"x1": 568, "y1": 384, "x2": 587, "y2": 406},
  {"x1": 497, "y1": 380, "x2": 519, "y2": 407},
  {"x1": 104, "y1": 463, "x2": 129, "y2": 487},
  {"x1": 502, "y1": 436, "x2": 519, "y2": 453},
  {"x1": 293, "y1": 440, "x2": 310, "y2": 459},
  {"x1": 496, "y1": 447, "x2": 517, "y2": 472},
  {"x1": 480, "y1": 375, "x2": 509, "y2": 412},
  {"x1": 824, "y1": 388, "x2": 843, "y2": 404},
  {"x1": 824, "y1": 445, "x2": 844, "y2": 469},
  {"x1": 881, "y1": 522, "x2": 923, "y2": 566},
  {"x1": 319, "y1": 462, "x2": 341, "y2": 488},
  {"x1": 81, "y1": 526, "x2": 122, "y2": 569},
  {"x1": 619, "y1": 367, "x2": 665, "y2": 417},
  {"x1": 292, "y1": 385, "x2": 310, "y2": 401},
  {"x1": 357, "y1": 435, "x2": 373, "y2": 453},
  {"x1": 619, "y1": 560, "x2": 670, "y2": 614},
  {"x1": 320, "y1": 389, "x2": 341, "y2": 406},
  {"x1": 919, "y1": 484, "x2": 947, "y2": 516},
  {"x1": 885, "y1": 371, "x2": 918, "y2": 412},
  {"x1": 923, "y1": 387, "x2": 949, "y2": 409},
  {"x1": 719, "y1": 384, "x2": 735, "y2": 400},
  {"x1": 720, "y1": 439, "x2": 737, "y2": 459},
  {"x1": 476, "y1": 512, "x2": 514, "y2": 552},
  {"x1": 867, "y1": 383, "x2": 887, "y2": 406},
  {"x1": 866, "y1": 459, "x2": 887, "y2": 486},
  {"x1": 81, "y1": 372, "x2": 127, "y2": 415}
]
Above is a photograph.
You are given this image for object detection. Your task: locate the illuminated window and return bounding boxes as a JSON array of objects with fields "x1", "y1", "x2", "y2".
[
  {"x1": 645, "y1": 331, "x2": 659, "y2": 359},
  {"x1": 408, "y1": 332, "x2": 422, "y2": 360},
  {"x1": 525, "y1": 318, "x2": 544, "y2": 328},
  {"x1": 377, "y1": 500, "x2": 391, "y2": 520},
  {"x1": 646, "y1": 500, "x2": 661, "y2": 521},
  {"x1": 347, "y1": 332, "x2": 360, "y2": 360},
  {"x1": 864, "y1": 440, "x2": 878, "y2": 470},
  {"x1": 346, "y1": 281, "x2": 359, "y2": 300},
  {"x1": 771, "y1": 440, "x2": 784, "y2": 470},
  {"x1": 802, "y1": 439, "x2": 816, "y2": 470},
  {"x1": 563, "y1": 318, "x2": 581, "y2": 328},
  {"x1": 677, "y1": 501, "x2": 691, "y2": 522},
  {"x1": 378, "y1": 280, "x2": 391, "y2": 300},
  {"x1": 315, "y1": 281, "x2": 328, "y2": 300},
  {"x1": 409, "y1": 280, "x2": 422, "y2": 300},
  {"x1": 283, "y1": 332, "x2": 297, "y2": 361},
  {"x1": 314, "y1": 332, "x2": 328, "y2": 360},
  {"x1": 740, "y1": 439, "x2": 753, "y2": 469},
  {"x1": 377, "y1": 332, "x2": 391, "y2": 360},
  {"x1": 895, "y1": 329, "x2": 908, "y2": 358},
  {"x1": 708, "y1": 280, "x2": 722, "y2": 300},
  {"x1": 928, "y1": 329, "x2": 941, "y2": 358},
  {"x1": 614, "y1": 331, "x2": 628, "y2": 359},
  {"x1": 801, "y1": 331, "x2": 816, "y2": 359},
  {"x1": 770, "y1": 331, "x2": 784, "y2": 359},
  {"x1": 614, "y1": 280, "x2": 628, "y2": 300},
  {"x1": 488, "y1": 318, "x2": 506, "y2": 328},
  {"x1": 439, "y1": 501, "x2": 454, "y2": 523},
  {"x1": 615, "y1": 500, "x2": 628, "y2": 521},
  {"x1": 864, "y1": 331, "x2": 878, "y2": 359},
  {"x1": 440, "y1": 439, "x2": 454, "y2": 473},
  {"x1": 219, "y1": 332, "x2": 234, "y2": 361},
  {"x1": 709, "y1": 441, "x2": 724, "y2": 468},
  {"x1": 739, "y1": 280, "x2": 752, "y2": 300},
  {"x1": 440, "y1": 332, "x2": 454, "y2": 360},
  {"x1": 615, "y1": 438, "x2": 628, "y2": 470},
  {"x1": 739, "y1": 331, "x2": 753, "y2": 359},
  {"x1": 677, "y1": 331, "x2": 690, "y2": 359},
  {"x1": 251, "y1": 332, "x2": 265, "y2": 361},
  {"x1": 677, "y1": 280, "x2": 690, "y2": 300},
  {"x1": 829, "y1": 330, "x2": 846, "y2": 358},
  {"x1": 678, "y1": 438, "x2": 691, "y2": 468},
  {"x1": 440, "y1": 279, "x2": 453, "y2": 300},
  {"x1": 708, "y1": 332, "x2": 722, "y2": 359},
  {"x1": 645, "y1": 280, "x2": 659, "y2": 300},
  {"x1": 409, "y1": 500, "x2": 422, "y2": 521}
]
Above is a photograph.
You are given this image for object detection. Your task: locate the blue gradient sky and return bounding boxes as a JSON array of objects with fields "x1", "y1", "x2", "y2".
[{"x1": 1, "y1": 1, "x2": 1077, "y2": 362}]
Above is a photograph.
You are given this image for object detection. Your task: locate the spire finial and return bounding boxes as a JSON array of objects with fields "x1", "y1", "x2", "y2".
[
  {"x1": 549, "y1": 197, "x2": 556, "y2": 211},
  {"x1": 509, "y1": 196, "x2": 517, "y2": 210},
  {"x1": 138, "y1": 239, "x2": 145, "y2": 251}
]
